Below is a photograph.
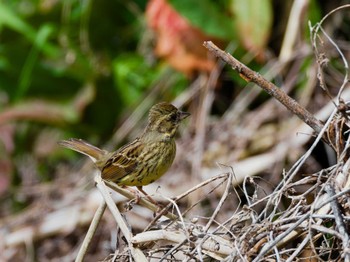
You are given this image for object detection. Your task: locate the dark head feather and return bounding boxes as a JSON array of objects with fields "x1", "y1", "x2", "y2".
[{"x1": 145, "y1": 102, "x2": 190, "y2": 138}]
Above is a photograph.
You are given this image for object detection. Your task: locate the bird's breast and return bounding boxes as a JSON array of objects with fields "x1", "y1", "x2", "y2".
[
  {"x1": 116, "y1": 139, "x2": 176, "y2": 186},
  {"x1": 140, "y1": 140, "x2": 176, "y2": 185}
]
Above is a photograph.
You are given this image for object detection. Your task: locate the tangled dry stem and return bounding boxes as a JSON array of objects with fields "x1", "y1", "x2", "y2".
[{"x1": 98, "y1": 6, "x2": 350, "y2": 261}]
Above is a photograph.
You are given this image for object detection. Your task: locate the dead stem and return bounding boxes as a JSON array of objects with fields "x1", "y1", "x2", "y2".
[{"x1": 203, "y1": 41, "x2": 325, "y2": 136}]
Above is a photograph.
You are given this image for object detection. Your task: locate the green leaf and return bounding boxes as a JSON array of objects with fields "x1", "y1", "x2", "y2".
[
  {"x1": 168, "y1": 0, "x2": 235, "y2": 39},
  {"x1": 16, "y1": 24, "x2": 55, "y2": 101},
  {"x1": 230, "y1": 0, "x2": 272, "y2": 53},
  {"x1": 0, "y1": 2, "x2": 34, "y2": 40},
  {"x1": 112, "y1": 55, "x2": 155, "y2": 105},
  {"x1": 0, "y1": 2, "x2": 59, "y2": 57}
]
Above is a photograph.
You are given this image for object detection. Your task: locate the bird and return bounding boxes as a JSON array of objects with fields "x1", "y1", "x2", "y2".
[{"x1": 58, "y1": 102, "x2": 190, "y2": 204}]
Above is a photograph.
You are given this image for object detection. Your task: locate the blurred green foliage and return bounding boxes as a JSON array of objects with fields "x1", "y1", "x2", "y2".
[
  {"x1": 169, "y1": 0, "x2": 235, "y2": 39},
  {"x1": 0, "y1": 0, "x2": 187, "y2": 139}
]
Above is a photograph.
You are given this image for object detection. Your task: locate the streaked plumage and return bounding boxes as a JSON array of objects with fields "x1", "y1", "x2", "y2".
[{"x1": 58, "y1": 102, "x2": 189, "y2": 188}]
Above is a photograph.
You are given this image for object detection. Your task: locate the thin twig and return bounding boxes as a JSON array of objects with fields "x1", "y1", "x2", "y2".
[
  {"x1": 144, "y1": 173, "x2": 229, "y2": 232},
  {"x1": 94, "y1": 175, "x2": 147, "y2": 262},
  {"x1": 75, "y1": 201, "x2": 106, "y2": 262},
  {"x1": 204, "y1": 171, "x2": 233, "y2": 232},
  {"x1": 325, "y1": 184, "x2": 350, "y2": 262},
  {"x1": 285, "y1": 236, "x2": 310, "y2": 262},
  {"x1": 279, "y1": 0, "x2": 309, "y2": 62},
  {"x1": 261, "y1": 107, "x2": 338, "y2": 222},
  {"x1": 192, "y1": 171, "x2": 235, "y2": 259}
]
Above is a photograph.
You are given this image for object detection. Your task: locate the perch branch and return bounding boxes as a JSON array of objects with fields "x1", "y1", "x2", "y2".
[
  {"x1": 95, "y1": 175, "x2": 147, "y2": 262},
  {"x1": 104, "y1": 181, "x2": 178, "y2": 220}
]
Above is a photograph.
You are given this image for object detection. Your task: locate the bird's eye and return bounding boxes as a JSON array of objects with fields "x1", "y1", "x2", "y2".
[{"x1": 170, "y1": 114, "x2": 177, "y2": 122}]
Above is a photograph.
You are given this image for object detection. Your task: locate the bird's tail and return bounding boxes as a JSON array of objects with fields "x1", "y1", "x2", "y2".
[{"x1": 58, "y1": 138, "x2": 106, "y2": 163}]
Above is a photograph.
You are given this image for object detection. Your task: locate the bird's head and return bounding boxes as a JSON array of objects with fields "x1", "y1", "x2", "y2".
[{"x1": 146, "y1": 102, "x2": 190, "y2": 139}]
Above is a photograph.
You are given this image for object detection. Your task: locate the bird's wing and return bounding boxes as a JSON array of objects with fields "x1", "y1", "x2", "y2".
[{"x1": 101, "y1": 138, "x2": 143, "y2": 181}]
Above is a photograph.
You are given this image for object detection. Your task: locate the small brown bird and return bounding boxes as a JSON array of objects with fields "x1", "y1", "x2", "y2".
[{"x1": 58, "y1": 102, "x2": 190, "y2": 202}]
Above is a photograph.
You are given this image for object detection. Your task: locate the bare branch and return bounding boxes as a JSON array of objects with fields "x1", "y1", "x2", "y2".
[{"x1": 203, "y1": 41, "x2": 324, "y2": 136}]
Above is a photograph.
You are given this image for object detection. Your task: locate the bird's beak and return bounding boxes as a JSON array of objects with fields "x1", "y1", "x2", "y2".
[{"x1": 178, "y1": 111, "x2": 190, "y2": 120}]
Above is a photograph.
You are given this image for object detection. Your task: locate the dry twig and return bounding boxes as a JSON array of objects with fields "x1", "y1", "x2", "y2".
[{"x1": 203, "y1": 41, "x2": 324, "y2": 136}]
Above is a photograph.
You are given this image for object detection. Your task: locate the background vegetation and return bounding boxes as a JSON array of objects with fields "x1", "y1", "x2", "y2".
[{"x1": 1, "y1": 0, "x2": 350, "y2": 261}]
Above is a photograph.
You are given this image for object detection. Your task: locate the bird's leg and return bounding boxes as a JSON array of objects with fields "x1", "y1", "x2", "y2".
[
  {"x1": 124, "y1": 186, "x2": 164, "y2": 213},
  {"x1": 137, "y1": 186, "x2": 160, "y2": 207},
  {"x1": 122, "y1": 186, "x2": 142, "y2": 204},
  {"x1": 137, "y1": 186, "x2": 166, "y2": 215}
]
